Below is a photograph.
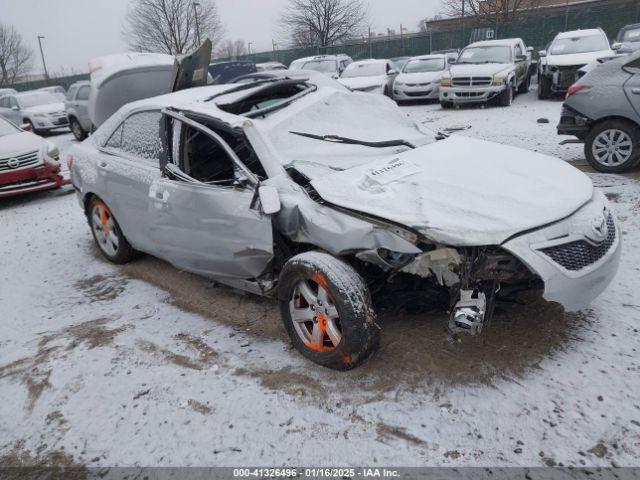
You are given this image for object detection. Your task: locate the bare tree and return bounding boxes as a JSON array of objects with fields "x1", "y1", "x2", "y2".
[
  {"x1": 0, "y1": 24, "x2": 33, "y2": 87},
  {"x1": 435, "y1": 0, "x2": 543, "y2": 26},
  {"x1": 279, "y1": 0, "x2": 368, "y2": 48},
  {"x1": 214, "y1": 39, "x2": 247, "y2": 59},
  {"x1": 122, "y1": 0, "x2": 224, "y2": 55}
]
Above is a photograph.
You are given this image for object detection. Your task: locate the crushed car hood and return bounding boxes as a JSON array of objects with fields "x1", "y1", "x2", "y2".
[
  {"x1": 309, "y1": 136, "x2": 593, "y2": 246},
  {"x1": 449, "y1": 63, "x2": 512, "y2": 77},
  {"x1": 546, "y1": 49, "x2": 614, "y2": 67},
  {"x1": 338, "y1": 75, "x2": 386, "y2": 90}
]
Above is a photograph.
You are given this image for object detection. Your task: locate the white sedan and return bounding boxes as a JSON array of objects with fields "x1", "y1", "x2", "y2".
[
  {"x1": 338, "y1": 59, "x2": 397, "y2": 95},
  {"x1": 393, "y1": 54, "x2": 456, "y2": 102}
]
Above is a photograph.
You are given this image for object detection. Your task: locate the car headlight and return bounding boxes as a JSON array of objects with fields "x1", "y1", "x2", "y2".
[
  {"x1": 440, "y1": 77, "x2": 452, "y2": 87},
  {"x1": 44, "y1": 141, "x2": 59, "y2": 160},
  {"x1": 492, "y1": 74, "x2": 509, "y2": 86},
  {"x1": 395, "y1": 81, "x2": 404, "y2": 87},
  {"x1": 33, "y1": 113, "x2": 48, "y2": 118}
]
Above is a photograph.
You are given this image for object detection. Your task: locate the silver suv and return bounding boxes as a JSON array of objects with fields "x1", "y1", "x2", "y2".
[{"x1": 65, "y1": 81, "x2": 92, "y2": 141}]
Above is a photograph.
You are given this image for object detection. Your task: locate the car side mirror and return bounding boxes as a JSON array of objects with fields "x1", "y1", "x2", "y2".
[
  {"x1": 20, "y1": 123, "x2": 32, "y2": 131},
  {"x1": 526, "y1": 46, "x2": 534, "y2": 52},
  {"x1": 258, "y1": 185, "x2": 281, "y2": 214},
  {"x1": 538, "y1": 50, "x2": 547, "y2": 58},
  {"x1": 516, "y1": 55, "x2": 527, "y2": 61},
  {"x1": 332, "y1": 73, "x2": 340, "y2": 80},
  {"x1": 448, "y1": 57, "x2": 456, "y2": 64},
  {"x1": 388, "y1": 69, "x2": 397, "y2": 76},
  {"x1": 612, "y1": 42, "x2": 622, "y2": 51},
  {"x1": 11, "y1": 106, "x2": 19, "y2": 111}
]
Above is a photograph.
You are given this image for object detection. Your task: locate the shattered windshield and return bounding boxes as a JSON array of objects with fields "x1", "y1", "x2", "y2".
[
  {"x1": 457, "y1": 46, "x2": 511, "y2": 64},
  {"x1": 403, "y1": 58, "x2": 445, "y2": 73},
  {"x1": 341, "y1": 63, "x2": 386, "y2": 78},
  {"x1": 550, "y1": 34, "x2": 610, "y2": 55}
]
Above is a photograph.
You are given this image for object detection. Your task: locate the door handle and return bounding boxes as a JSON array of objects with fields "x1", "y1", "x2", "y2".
[
  {"x1": 98, "y1": 161, "x2": 108, "y2": 169},
  {"x1": 632, "y1": 88, "x2": 640, "y2": 95}
]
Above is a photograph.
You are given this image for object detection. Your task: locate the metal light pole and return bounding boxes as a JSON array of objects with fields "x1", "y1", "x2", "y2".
[
  {"x1": 564, "y1": 0, "x2": 570, "y2": 30},
  {"x1": 248, "y1": 41, "x2": 253, "y2": 61},
  {"x1": 193, "y1": 2, "x2": 201, "y2": 45},
  {"x1": 37, "y1": 35, "x2": 49, "y2": 82},
  {"x1": 461, "y1": 0, "x2": 465, "y2": 47}
]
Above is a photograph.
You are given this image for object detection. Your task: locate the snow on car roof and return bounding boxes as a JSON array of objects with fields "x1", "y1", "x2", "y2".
[
  {"x1": 408, "y1": 54, "x2": 446, "y2": 60},
  {"x1": 89, "y1": 53, "x2": 175, "y2": 89},
  {"x1": 467, "y1": 38, "x2": 522, "y2": 48},
  {"x1": 556, "y1": 29, "x2": 604, "y2": 39},
  {"x1": 347, "y1": 59, "x2": 388, "y2": 66}
]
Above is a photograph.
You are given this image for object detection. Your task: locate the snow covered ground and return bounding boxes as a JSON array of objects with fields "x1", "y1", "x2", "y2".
[{"x1": 1, "y1": 91, "x2": 640, "y2": 468}]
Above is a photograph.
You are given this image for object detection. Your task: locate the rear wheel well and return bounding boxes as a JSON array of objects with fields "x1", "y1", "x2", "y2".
[
  {"x1": 83, "y1": 192, "x2": 97, "y2": 217},
  {"x1": 590, "y1": 116, "x2": 639, "y2": 130}
]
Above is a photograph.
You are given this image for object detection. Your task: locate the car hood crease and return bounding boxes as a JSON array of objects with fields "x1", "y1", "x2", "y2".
[{"x1": 309, "y1": 136, "x2": 594, "y2": 246}]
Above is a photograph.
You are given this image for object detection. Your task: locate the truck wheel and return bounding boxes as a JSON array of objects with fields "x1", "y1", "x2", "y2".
[
  {"x1": 538, "y1": 75, "x2": 551, "y2": 99},
  {"x1": 585, "y1": 120, "x2": 640, "y2": 173},
  {"x1": 87, "y1": 197, "x2": 138, "y2": 264},
  {"x1": 497, "y1": 85, "x2": 514, "y2": 107},
  {"x1": 70, "y1": 118, "x2": 87, "y2": 141},
  {"x1": 278, "y1": 252, "x2": 380, "y2": 370},
  {"x1": 518, "y1": 74, "x2": 531, "y2": 94}
]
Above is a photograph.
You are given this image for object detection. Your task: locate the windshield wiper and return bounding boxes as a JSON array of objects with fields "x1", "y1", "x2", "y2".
[{"x1": 289, "y1": 131, "x2": 416, "y2": 149}]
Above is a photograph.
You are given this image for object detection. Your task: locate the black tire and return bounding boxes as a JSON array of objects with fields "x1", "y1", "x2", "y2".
[
  {"x1": 86, "y1": 196, "x2": 138, "y2": 264},
  {"x1": 497, "y1": 84, "x2": 514, "y2": 107},
  {"x1": 584, "y1": 119, "x2": 640, "y2": 173},
  {"x1": 518, "y1": 74, "x2": 531, "y2": 94},
  {"x1": 278, "y1": 252, "x2": 380, "y2": 371},
  {"x1": 24, "y1": 119, "x2": 42, "y2": 136},
  {"x1": 70, "y1": 117, "x2": 87, "y2": 141},
  {"x1": 440, "y1": 101, "x2": 453, "y2": 109},
  {"x1": 538, "y1": 75, "x2": 551, "y2": 99}
]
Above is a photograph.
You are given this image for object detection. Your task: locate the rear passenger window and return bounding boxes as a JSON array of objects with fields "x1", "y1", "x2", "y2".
[
  {"x1": 66, "y1": 87, "x2": 78, "y2": 101},
  {"x1": 104, "y1": 110, "x2": 163, "y2": 163},
  {"x1": 0, "y1": 97, "x2": 8, "y2": 108}
]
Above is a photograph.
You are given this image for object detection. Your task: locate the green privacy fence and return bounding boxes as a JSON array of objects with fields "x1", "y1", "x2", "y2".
[
  {"x1": 10, "y1": 73, "x2": 89, "y2": 92},
  {"x1": 241, "y1": 0, "x2": 640, "y2": 66}
]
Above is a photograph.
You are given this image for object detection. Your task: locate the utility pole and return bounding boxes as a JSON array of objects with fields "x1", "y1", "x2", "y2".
[
  {"x1": 461, "y1": 0, "x2": 465, "y2": 48},
  {"x1": 193, "y1": 2, "x2": 201, "y2": 45},
  {"x1": 37, "y1": 36, "x2": 49, "y2": 82},
  {"x1": 248, "y1": 42, "x2": 253, "y2": 61},
  {"x1": 369, "y1": 26, "x2": 373, "y2": 59},
  {"x1": 400, "y1": 24, "x2": 405, "y2": 55}
]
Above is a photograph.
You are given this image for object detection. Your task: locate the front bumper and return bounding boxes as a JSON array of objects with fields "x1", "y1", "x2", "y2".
[
  {"x1": 542, "y1": 66, "x2": 583, "y2": 94},
  {"x1": 502, "y1": 190, "x2": 621, "y2": 311},
  {"x1": 439, "y1": 85, "x2": 505, "y2": 104},
  {"x1": 31, "y1": 115, "x2": 69, "y2": 130},
  {"x1": 557, "y1": 104, "x2": 591, "y2": 137},
  {"x1": 0, "y1": 161, "x2": 70, "y2": 198},
  {"x1": 393, "y1": 84, "x2": 440, "y2": 101}
]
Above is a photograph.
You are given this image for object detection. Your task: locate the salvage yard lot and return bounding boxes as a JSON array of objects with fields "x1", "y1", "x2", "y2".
[{"x1": 1, "y1": 90, "x2": 640, "y2": 467}]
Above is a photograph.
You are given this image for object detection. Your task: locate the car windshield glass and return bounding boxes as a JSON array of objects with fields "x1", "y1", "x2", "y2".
[
  {"x1": 301, "y1": 60, "x2": 336, "y2": 73},
  {"x1": 403, "y1": 58, "x2": 445, "y2": 73},
  {"x1": 458, "y1": 46, "x2": 511, "y2": 64},
  {"x1": 621, "y1": 28, "x2": 640, "y2": 43},
  {"x1": 17, "y1": 92, "x2": 59, "y2": 107},
  {"x1": 0, "y1": 117, "x2": 19, "y2": 137},
  {"x1": 550, "y1": 34, "x2": 609, "y2": 55},
  {"x1": 342, "y1": 63, "x2": 386, "y2": 78}
]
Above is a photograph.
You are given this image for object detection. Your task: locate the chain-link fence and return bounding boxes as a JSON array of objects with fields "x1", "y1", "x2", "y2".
[
  {"x1": 240, "y1": 0, "x2": 640, "y2": 66},
  {"x1": 10, "y1": 73, "x2": 89, "y2": 92}
]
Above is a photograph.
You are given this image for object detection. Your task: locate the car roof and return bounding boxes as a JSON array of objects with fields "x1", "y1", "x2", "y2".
[
  {"x1": 467, "y1": 38, "x2": 522, "y2": 48},
  {"x1": 556, "y1": 28, "x2": 604, "y2": 39},
  {"x1": 291, "y1": 54, "x2": 349, "y2": 63},
  {"x1": 407, "y1": 54, "x2": 446, "y2": 60}
]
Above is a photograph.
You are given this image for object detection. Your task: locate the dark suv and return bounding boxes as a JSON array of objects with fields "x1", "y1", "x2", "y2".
[{"x1": 558, "y1": 50, "x2": 640, "y2": 173}]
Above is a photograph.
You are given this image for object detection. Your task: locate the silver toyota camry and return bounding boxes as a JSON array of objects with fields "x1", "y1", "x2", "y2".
[{"x1": 68, "y1": 75, "x2": 621, "y2": 370}]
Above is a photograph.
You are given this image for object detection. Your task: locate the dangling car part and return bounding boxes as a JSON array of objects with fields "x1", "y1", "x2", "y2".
[{"x1": 69, "y1": 72, "x2": 621, "y2": 370}]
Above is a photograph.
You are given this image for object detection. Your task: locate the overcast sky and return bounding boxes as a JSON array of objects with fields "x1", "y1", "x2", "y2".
[{"x1": 1, "y1": 0, "x2": 440, "y2": 75}]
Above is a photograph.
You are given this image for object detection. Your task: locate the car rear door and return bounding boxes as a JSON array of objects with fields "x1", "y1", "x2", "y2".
[
  {"x1": 97, "y1": 109, "x2": 164, "y2": 253},
  {"x1": 147, "y1": 112, "x2": 273, "y2": 283},
  {"x1": 74, "y1": 85, "x2": 92, "y2": 130},
  {"x1": 624, "y1": 57, "x2": 640, "y2": 117}
]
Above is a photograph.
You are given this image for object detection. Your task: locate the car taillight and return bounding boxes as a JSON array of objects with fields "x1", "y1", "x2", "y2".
[
  {"x1": 66, "y1": 154, "x2": 74, "y2": 170},
  {"x1": 566, "y1": 84, "x2": 588, "y2": 99}
]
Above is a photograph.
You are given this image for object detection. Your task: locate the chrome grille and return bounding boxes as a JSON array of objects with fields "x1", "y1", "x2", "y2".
[
  {"x1": 540, "y1": 214, "x2": 616, "y2": 271},
  {"x1": 0, "y1": 150, "x2": 41, "y2": 172},
  {"x1": 452, "y1": 76, "x2": 492, "y2": 87},
  {"x1": 406, "y1": 82, "x2": 431, "y2": 87}
]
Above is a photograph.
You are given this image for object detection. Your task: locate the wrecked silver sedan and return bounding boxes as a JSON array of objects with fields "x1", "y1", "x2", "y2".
[{"x1": 68, "y1": 76, "x2": 621, "y2": 370}]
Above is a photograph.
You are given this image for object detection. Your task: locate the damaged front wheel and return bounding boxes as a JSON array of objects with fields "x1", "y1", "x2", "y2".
[{"x1": 278, "y1": 252, "x2": 380, "y2": 370}]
